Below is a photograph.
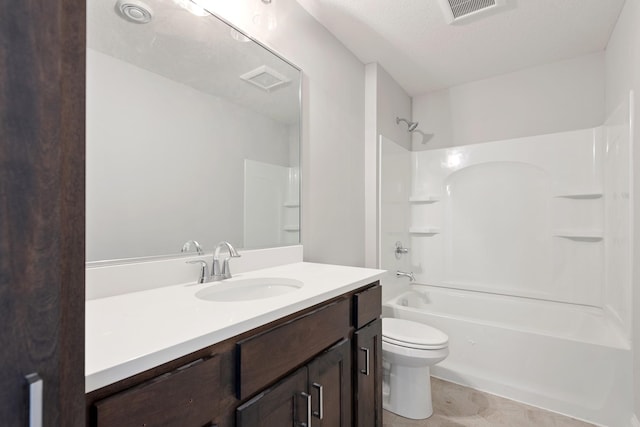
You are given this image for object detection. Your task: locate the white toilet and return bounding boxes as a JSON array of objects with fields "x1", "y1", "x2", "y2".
[{"x1": 382, "y1": 318, "x2": 449, "y2": 419}]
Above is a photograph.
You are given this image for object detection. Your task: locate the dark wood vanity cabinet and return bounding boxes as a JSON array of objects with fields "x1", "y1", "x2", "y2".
[
  {"x1": 352, "y1": 285, "x2": 383, "y2": 427},
  {"x1": 236, "y1": 297, "x2": 351, "y2": 400},
  {"x1": 236, "y1": 366, "x2": 308, "y2": 427},
  {"x1": 86, "y1": 281, "x2": 381, "y2": 427},
  {"x1": 93, "y1": 356, "x2": 221, "y2": 427},
  {"x1": 308, "y1": 339, "x2": 352, "y2": 426},
  {"x1": 237, "y1": 339, "x2": 351, "y2": 427},
  {"x1": 353, "y1": 319, "x2": 383, "y2": 427}
]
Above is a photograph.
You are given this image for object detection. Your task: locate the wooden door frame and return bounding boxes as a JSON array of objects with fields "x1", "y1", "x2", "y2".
[{"x1": 0, "y1": 0, "x2": 86, "y2": 425}]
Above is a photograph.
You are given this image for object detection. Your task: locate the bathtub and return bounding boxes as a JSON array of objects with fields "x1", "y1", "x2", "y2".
[{"x1": 383, "y1": 284, "x2": 632, "y2": 427}]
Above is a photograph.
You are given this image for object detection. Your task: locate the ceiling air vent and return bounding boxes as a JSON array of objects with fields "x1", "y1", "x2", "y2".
[
  {"x1": 438, "y1": 0, "x2": 506, "y2": 24},
  {"x1": 240, "y1": 65, "x2": 290, "y2": 92}
]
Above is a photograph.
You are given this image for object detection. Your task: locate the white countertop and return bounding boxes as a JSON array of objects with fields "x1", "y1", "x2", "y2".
[{"x1": 86, "y1": 262, "x2": 385, "y2": 392}]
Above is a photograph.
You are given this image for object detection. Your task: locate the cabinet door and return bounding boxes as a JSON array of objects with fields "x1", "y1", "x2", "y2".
[
  {"x1": 0, "y1": 0, "x2": 85, "y2": 425},
  {"x1": 237, "y1": 367, "x2": 310, "y2": 427},
  {"x1": 307, "y1": 339, "x2": 352, "y2": 427},
  {"x1": 354, "y1": 319, "x2": 382, "y2": 427}
]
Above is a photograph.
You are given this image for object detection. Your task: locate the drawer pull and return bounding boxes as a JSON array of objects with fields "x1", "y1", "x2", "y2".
[
  {"x1": 312, "y1": 382, "x2": 323, "y2": 420},
  {"x1": 300, "y1": 391, "x2": 312, "y2": 427},
  {"x1": 360, "y1": 347, "x2": 370, "y2": 376},
  {"x1": 26, "y1": 373, "x2": 43, "y2": 427}
]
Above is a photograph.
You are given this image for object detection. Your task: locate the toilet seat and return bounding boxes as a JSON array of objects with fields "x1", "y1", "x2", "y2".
[{"x1": 382, "y1": 318, "x2": 448, "y2": 350}]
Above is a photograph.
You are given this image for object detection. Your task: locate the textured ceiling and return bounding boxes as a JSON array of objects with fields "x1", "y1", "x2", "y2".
[
  {"x1": 295, "y1": 0, "x2": 626, "y2": 95},
  {"x1": 88, "y1": 0, "x2": 300, "y2": 124}
]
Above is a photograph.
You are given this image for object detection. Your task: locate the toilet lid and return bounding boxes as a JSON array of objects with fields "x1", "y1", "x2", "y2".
[{"x1": 382, "y1": 318, "x2": 448, "y2": 349}]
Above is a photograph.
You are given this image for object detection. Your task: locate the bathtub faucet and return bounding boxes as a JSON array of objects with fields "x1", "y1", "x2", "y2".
[{"x1": 396, "y1": 271, "x2": 415, "y2": 282}]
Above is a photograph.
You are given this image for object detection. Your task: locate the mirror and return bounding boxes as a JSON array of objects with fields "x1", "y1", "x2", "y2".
[{"x1": 86, "y1": 0, "x2": 301, "y2": 262}]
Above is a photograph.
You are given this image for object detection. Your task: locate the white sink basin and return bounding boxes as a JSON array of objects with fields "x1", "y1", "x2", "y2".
[{"x1": 195, "y1": 278, "x2": 304, "y2": 302}]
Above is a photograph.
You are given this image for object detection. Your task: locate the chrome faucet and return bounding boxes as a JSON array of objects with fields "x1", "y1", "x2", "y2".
[
  {"x1": 396, "y1": 270, "x2": 415, "y2": 282},
  {"x1": 211, "y1": 241, "x2": 241, "y2": 281},
  {"x1": 181, "y1": 239, "x2": 203, "y2": 255}
]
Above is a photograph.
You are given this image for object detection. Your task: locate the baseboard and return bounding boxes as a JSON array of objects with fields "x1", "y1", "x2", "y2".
[{"x1": 631, "y1": 414, "x2": 640, "y2": 427}]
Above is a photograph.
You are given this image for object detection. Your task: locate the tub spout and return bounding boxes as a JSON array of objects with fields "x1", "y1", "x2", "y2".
[{"x1": 396, "y1": 271, "x2": 415, "y2": 282}]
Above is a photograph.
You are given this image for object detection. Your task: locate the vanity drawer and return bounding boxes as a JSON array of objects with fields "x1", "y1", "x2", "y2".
[
  {"x1": 353, "y1": 283, "x2": 382, "y2": 329},
  {"x1": 93, "y1": 356, "x2": 220, "y2": 427},
  {"x1": 236, "y1": 297, "x2": 351, "y2": 399}
]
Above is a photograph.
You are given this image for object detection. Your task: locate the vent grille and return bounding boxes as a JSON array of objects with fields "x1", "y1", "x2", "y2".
[
  {"x1": 448, "y1": 0, "x2": 496, "y2": 18},
  {"x1": 240, "y1": 65, "x2": 290, "y2": 92},
  {"x1": 438, "y1": 0, "x2": 506, "y2": 24}
]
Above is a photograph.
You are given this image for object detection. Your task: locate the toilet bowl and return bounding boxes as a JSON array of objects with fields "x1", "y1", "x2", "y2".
[{"x1": 382, "y1": 318, "x2": 449, "y2": 419}]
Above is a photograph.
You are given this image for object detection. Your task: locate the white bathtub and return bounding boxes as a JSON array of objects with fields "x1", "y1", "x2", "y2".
[{"x1": 383, "y1": 285, "x2": 632, "y2": 427}]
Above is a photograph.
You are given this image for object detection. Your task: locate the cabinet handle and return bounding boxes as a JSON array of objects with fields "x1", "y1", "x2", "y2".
[
  {"x1": 312, "y1": 382, "x2": 324, "y2": 420},
  {"x1": 25, "y1": 373, "x2": 43, "y2": 427},
  {"x1": 300, "y1": 391, "x2": 312, "y2": 427},
  {"x1": 360, "y1": 347, "x2": 370, "y2": 376}
]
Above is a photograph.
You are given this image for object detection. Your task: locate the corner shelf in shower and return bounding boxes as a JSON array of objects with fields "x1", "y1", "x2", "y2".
[
  {"x1": 409, "y1": 227, "x2": 440, "y2": 235},
  {"x1": 283, "y1": 225, "x2": 300, "y2": 232},
  {"x1": 283, "y1": 201, "x2": 300, "y2": 207},
  {"x1": 553, "y1": 192, "x2": 603, "y2": 199},
  {"x1": 553, "y1": 229, "x2": 603, "y2": 241},
  {"x1": 409, "y1": 195, "x2": 441, "y2": 203}
]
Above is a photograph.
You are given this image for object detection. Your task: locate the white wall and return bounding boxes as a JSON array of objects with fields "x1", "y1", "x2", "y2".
[
  {"x1": 364, "y1": 63, "x2": 412, "y2": 267},
  {"x1": 205, "y1": 0, "x2": 366, "y2": 267},
  {"x1": 605, "y1": 0, "x2": 640, "y2": 421},
  {"x1": 412, "y1": 53, "x2": 606, "y2": 150},
  {"x1": 376, "y1": 66, "x2": 412, "y2": 151},
  {"x1": 86, "y1": 49, "x2": 290, "y2": 261}
]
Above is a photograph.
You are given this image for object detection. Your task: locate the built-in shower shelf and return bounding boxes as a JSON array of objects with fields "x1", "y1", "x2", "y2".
[
  {"x1": 553, "y1": 230, "x2": 603, "y2": 240},
  {"x1": 283, "y1": 225, "x2": 300, "y2": 232},
  {"x1": 283, "y1": 201, "x2": 300, "y2": 207},
  {"x1": 553, "y1": 192, "x2": 603, "y2": 199},
  {"x1": 409, "y1": 227, "x2": 440, "y2": 235},
  {"x1": 409, "y1": 195, "x2": 440, "y2": 203}
]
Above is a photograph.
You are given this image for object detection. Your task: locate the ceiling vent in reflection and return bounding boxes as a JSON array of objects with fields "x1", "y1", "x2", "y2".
[
  {"x1": 438, "y1": 0, "x2": 507, "y2": 24},
  {"x1": 240, "y1": 66, "x2": 290, "y2": 92},
  {"x1": 115, "y1": 0, "x2": 153, "y2": 24}
]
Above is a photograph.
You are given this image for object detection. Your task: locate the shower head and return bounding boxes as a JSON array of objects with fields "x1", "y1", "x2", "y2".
[{"x1": 396, "y1": 117, "x2": 419, "y2": 132}]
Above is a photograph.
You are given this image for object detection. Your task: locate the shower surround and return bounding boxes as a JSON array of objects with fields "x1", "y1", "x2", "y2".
[
  {"x1": 411, "y1": 128, "x2": 606, "y2": 307},
  {"x1": 379, "y1": 98, "x2": 633, "y2": 426}
]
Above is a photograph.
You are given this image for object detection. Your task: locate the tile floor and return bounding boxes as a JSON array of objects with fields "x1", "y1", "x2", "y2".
[{"x1": 383, "y1": 378, "x2": 596, "y2": 427}]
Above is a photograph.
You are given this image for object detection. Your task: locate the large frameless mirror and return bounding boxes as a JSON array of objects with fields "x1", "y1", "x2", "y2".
[{"x1": 86, "y1": 0, "x2": 301, "y2": 262}]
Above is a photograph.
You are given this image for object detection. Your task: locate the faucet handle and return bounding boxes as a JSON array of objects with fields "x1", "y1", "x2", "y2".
[
  {"x1": 187, "y1": 260, "x2": 210, "y2": 284},
  {"x1": 394, "y1": 241, "x2": 410, "y2": 259}
]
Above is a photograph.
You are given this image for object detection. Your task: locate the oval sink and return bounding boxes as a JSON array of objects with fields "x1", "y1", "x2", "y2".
[{"x1": 195, "y1": 278, "x2": 303, "y2": 302}]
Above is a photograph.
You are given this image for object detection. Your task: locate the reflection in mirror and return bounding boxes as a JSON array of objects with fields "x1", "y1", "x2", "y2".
[{"x1": 86, "y1": 0, "x2": 301, "y2": 262}]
